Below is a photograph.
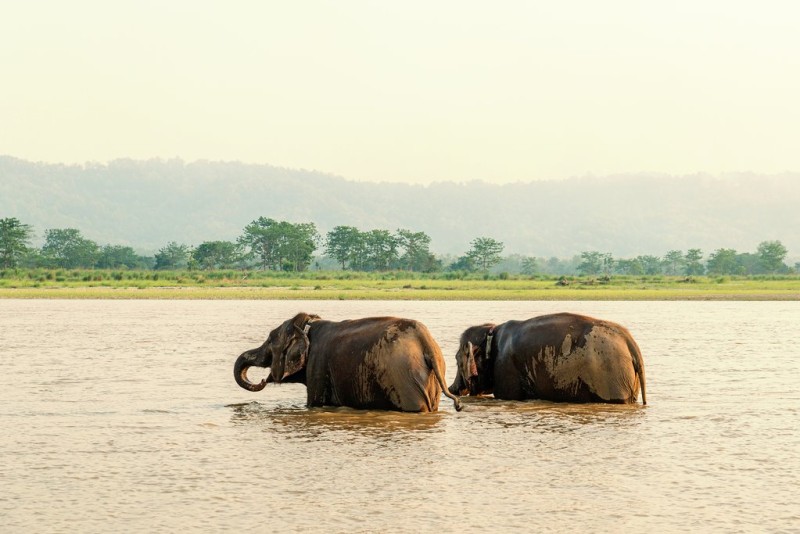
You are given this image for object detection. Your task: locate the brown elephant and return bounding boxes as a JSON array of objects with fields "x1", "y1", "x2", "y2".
[
  {"x1": 235, "y1": 312, "x2": 462, "y2": 412},
  {"x1": 448, "y1": 312, "x2": 646, "y2": 404}
]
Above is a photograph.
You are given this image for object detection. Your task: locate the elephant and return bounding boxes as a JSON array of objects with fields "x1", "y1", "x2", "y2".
[
  {"x1": 234, "y1": 312, "x2": 462, "y2": 412},
  {"x1": 448, "y1": 312, "x2": 647, "y2": 404}
]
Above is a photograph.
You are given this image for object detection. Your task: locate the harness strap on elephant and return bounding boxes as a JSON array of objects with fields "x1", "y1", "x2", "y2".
[
  {"x1": 485, "y1": 327, "x2": 495, "y2": 359},
  {"x1": 303, "y1": 316, "x2": 320, "y2": 335}
]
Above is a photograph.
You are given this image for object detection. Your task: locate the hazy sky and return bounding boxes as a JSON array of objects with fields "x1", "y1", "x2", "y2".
[{"x1": 2, "y1": 1, "x2": 799, "y2": 184}]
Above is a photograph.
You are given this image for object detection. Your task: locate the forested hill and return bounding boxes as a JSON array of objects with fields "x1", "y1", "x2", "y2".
[{"x1": 2, "y1": 156, "x2": 798, "y2": 258}]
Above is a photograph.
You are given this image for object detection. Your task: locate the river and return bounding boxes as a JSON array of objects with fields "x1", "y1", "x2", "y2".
[{"x1": 1, "y1": 299, "x2": 798, "y2": 532}]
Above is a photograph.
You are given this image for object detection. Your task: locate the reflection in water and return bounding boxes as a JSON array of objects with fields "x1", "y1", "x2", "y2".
[
  {"x1": 454, "y1": 396, "x2": 646, "y2": 433},
  {"x1": 228, "y1": 401, "x2": 444, "y2": 442},
  {"x1": 227, "y1": 396, "x2": 644, "y2": 443}
]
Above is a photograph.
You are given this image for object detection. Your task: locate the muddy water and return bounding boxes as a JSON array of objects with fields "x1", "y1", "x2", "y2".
[{"x1": 1, "y1": 300, "x2": 798, "y2": 532}]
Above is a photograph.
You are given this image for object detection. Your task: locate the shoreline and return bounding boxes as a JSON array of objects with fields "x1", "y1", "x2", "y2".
[{"x1": 2, "y1": 286, "x2": 799, "y2": 301}]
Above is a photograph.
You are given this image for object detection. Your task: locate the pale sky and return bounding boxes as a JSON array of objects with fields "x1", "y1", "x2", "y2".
[{"x1": 2, "y1": 1, "x2": 799, "y2": 184}]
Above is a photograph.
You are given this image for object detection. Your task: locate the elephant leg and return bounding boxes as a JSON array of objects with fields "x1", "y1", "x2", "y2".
[
  {"x1": 492, "y1": 357, "x2": 526, "y2": 400},
  {"x1": 493, "y1": 379, "x2": 526, "y2": 401}
]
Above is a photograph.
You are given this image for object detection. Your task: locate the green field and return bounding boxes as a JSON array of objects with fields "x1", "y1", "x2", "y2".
[{"x1": 1, "y1": 269, "x2": 799, "y2": 300}]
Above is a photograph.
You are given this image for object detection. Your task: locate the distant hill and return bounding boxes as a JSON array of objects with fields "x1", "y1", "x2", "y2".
[{"x1": 2, "y1": 156, "x2": 798, "y2": 259}]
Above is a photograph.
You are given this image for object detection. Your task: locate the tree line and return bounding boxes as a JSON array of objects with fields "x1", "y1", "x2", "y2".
[
  {"x1": 572, "y1": 243, "x2": 791, "y2": 276},
  {"x1": 0, "y1": 217, "x2": 505, "y2": 273},
  {"x1": 1, "y1": 216, "x2": 795, "y2": 276}
]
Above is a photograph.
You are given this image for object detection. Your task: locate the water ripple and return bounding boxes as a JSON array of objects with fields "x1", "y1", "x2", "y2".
[{"x1": 1, "y1": 299, "x2": 798, "y2": 532}]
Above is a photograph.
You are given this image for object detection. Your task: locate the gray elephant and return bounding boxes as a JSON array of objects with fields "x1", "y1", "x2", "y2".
[
  {"x1": 234, "y1": 312, "x2": 462, "y2": 412},
  {"x1": 448, "y1": 312, "x2": 647, "y2": 404}
]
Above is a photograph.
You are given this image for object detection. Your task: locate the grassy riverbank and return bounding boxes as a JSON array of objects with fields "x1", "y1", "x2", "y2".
[{"x1": 1, "y1": 269, "x2": 799, "y2": 300}]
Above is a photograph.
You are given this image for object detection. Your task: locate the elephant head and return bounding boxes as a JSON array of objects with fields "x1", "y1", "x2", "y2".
[
  {"x1": 233, "y1": 313, "x2": 320, "y2": 392},
  {"x1": 448, "y1": 324, "x2": 496, "y2": 396}
]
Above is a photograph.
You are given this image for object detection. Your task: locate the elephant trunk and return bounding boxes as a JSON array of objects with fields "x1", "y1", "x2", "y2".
[
  {"x1": 233, "y1": 348, "x2": 271, "y2": 392},
  {"x1": 448, "y1": 373, "x2": 466, "y2": 396}
]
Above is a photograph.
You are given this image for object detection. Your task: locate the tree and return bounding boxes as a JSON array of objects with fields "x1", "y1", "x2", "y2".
[
  {"x1": 662, "y1": 250, "x2": 685, "y2": 275},
  {"x1": 636, "y1": 255, "x2": 662, "y2": 275},
  {"x1": 41, "y1": 228, "x2": 99, "y2": 268},
  {"x1": 279, "y1": 222, "x2": 319, "y2": 272},
  {"x1": 238, "y1": 218, "x2": 318, "y2": 271},
  {"x1": 348, "y1": 232, "x2": 369, "y2": 271},
  {"x1": 577, "y1": 251, "x2": 603, "y2": 276},
  {"x1": 757, "y1": 240, "x2": 788, "y2": 274},
  {"x1": 0, "y1": 217, "x2": 34, "y2": 268},
  {"x1": 363, "y1": 229, "x2": 398, "y2": 271},
  {"x1": 706, "y1": 248, "x2": 740, "y2": 275},
  {"x1": 448, "y1": 255, "x2": 476, "y2": 272},
  {"x1": 325, "y1": 226, "x2": 362, "y2": 269},
  {"x1": 600, "y1": 253, "x2": 615, "y2": 276},
  {"x1": 154, "y1": 242, "x2": 190, "y2": 270},
  {"x1": 192, "y1": 241, "x2": 240, "y2": 270},
  {"x1": 615, "y1": 258, "x2": 644, "y2": 275},
  {"x1": 96, "y1": 245, "x2": 146, "y2": 269},
  {"x1": 540, "y1": 256, "x2": 578, "y2": 276},
  {"x1": 238, "y1": 217, "x2": 280, "y2": 270},
  {"x1": 685, "y1": 249, "x2": 704, "y2": 275},
  {"x1": 578, "y1": 252, "x2": 615, "y2": 276},
  {"x1": 396, "y1": 229, "x2": 433, "y2": 272},
  {"x1": 520, "y1": 256, "x2": 539, "y2": 276},
  {"x1": 417, "y1": 253, "x2": 443, "y2": 273},
  {"x1": 466, "y1": 237, "x2": 504, "y2": 271},
  {"x1": 735, "y1": 252, "x2": 761, "y2": 275}
]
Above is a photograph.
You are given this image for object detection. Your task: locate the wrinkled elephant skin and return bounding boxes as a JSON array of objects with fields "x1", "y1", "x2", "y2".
[{"x1": 235, "y1": 313, "x2": 462, "y2": 412}]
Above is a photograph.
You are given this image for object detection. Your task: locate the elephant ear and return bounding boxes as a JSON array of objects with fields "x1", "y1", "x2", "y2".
[
  {"x1": 467, "y1": 341, "x2": 478, "y2": 377},
  {"x1": 459, "y1": 341, "x2": 478, "y2": 381},
  {"x1": 280, "y1": 315, "x2": 315, "y2": 379}
]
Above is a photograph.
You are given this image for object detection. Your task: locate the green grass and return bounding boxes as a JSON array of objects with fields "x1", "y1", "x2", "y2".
[{"x1": 1, "y1": 269, "x2": 799, "y2": 300}]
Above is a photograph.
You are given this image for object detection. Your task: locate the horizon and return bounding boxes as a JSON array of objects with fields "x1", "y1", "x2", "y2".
[{"x1": 4, "y1": 153, "x2": 799, "y2": 188}]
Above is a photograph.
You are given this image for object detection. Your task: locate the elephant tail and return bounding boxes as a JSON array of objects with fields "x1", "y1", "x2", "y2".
[
  {"x1": 422, "y1": 344, "x2": 463, "y2": 412},
  {"x1": 628, "y1": 337, "x2": 647, "y2": 405}
]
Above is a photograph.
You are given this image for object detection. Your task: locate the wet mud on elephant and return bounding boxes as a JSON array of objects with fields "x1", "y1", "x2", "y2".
[
  {"x1": 235, "y1": 313, "x2": 462, "y2": 412},
  {"x1": 449, "y1": 312, "x2": 646, "y2": 404}
]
